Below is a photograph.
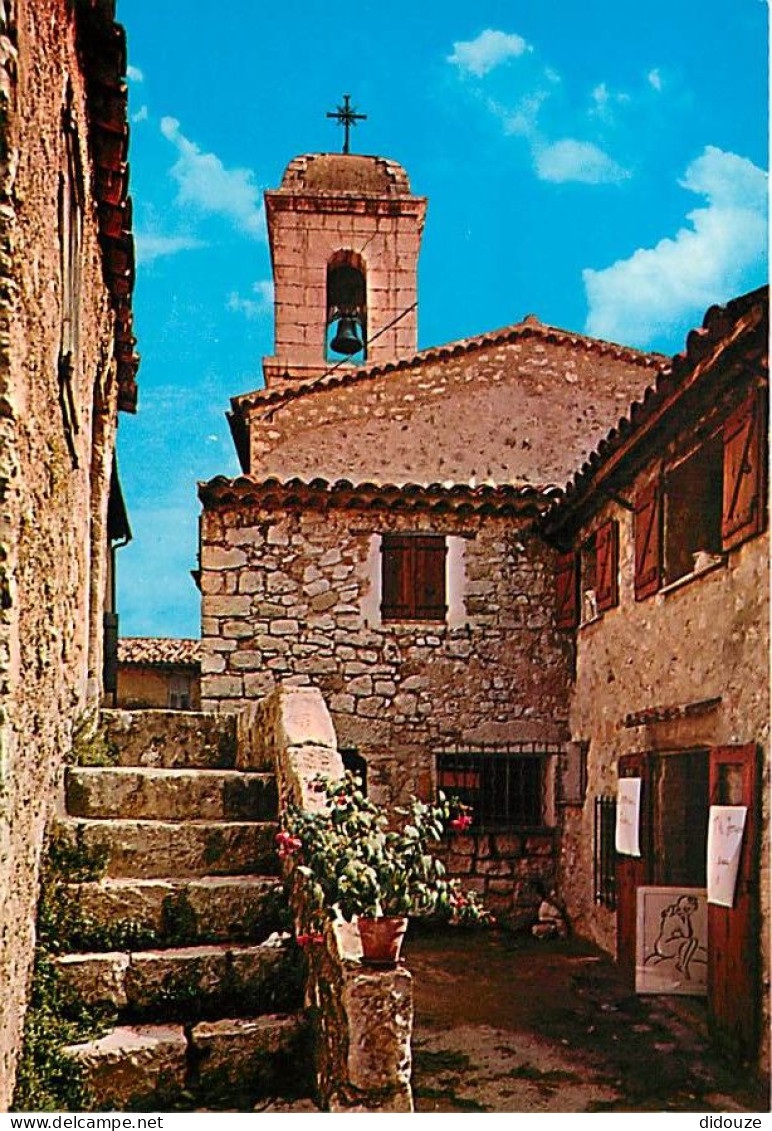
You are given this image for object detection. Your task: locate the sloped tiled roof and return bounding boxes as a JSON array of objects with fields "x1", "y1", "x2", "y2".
[
  {"x1": 544, "y1": 286, "x2": 768, "y2": 529},
  {"x1": 199, "y1": 475, "x2": 563, "y2": 517},
  {"x1": 118, "y1": 638, "x2": 200, "y2": 668},
  {"x1": 230, "y1": 314, "x2": 666, "y2": 417}
]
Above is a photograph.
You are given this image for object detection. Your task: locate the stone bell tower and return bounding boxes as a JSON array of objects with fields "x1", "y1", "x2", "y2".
[{"x1": 263, "y1": 148, "x2": 427, "y2": 387}]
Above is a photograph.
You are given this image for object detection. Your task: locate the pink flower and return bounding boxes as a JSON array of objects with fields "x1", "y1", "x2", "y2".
[{"x1": 449, "y1": 815, "x2": 472, "y2": 831}]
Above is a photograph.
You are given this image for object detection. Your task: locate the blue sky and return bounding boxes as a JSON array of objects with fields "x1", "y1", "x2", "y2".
[{"x1": 116, "y1": 0, "x2": 768, "y2": 639}]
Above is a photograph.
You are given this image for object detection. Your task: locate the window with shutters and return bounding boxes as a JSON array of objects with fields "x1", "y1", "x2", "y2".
[
  {"x1": 663, "y1": 437, "x2": 724, "y2": 585},
  {"x1": 380, "y1": 533, "x2": 447, "y2": 622}
]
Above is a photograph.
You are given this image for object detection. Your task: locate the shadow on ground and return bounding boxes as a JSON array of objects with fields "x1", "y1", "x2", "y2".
[{"x1": 405, "y1": 929, "x2": 769, "y2": 1114}]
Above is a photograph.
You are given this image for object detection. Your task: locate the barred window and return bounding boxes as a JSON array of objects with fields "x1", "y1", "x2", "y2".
[
  {"x1": 594, "y1": 794, "x2": 617, "y2": 909},
  {"x1": 436, "y1": 745, "x2": 559, "y2": 829}
]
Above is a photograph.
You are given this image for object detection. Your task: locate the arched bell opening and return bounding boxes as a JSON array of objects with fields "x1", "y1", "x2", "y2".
[{"x1": 326, "y1": 251, "x2": 367, "y2": 363}]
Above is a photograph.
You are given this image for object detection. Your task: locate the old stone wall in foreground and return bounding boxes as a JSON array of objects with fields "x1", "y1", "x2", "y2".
[{"x1": 0, "y1": 0, "x2": 119, "y2": 1104}]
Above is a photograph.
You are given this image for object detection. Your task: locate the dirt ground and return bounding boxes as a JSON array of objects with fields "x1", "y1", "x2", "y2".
[{"x1": 405, "y1": 928, "x2": 770, "y2": 1114}]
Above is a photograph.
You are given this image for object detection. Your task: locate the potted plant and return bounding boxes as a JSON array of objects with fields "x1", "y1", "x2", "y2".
[{"x1": 278, "y1": 773, "x2": 492, "y2": 964}]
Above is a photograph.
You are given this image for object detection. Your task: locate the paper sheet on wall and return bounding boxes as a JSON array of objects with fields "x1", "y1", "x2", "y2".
[
  {"x1": 707, "y1": 805, "x2": 747, "y2": 907},
  {"x1": 615, "y1": 777, "x2": 641, "y2": 856}
]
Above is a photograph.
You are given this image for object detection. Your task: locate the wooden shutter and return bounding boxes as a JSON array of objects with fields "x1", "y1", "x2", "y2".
[
  {"x1": 722, "y1": 389, "x2": 765, "y2": 551},
  {"x1": 634, "y1": 482, "x2": 661, "y2": 600},
  {"x1": 595, "y1": 519, "x2": 619, "y2": 612},
  {"x1": 555, "y1": 551, "x2": 579, "y2": 629},
  {"x1": 381, "y1": 535, "x2": 413, "y2": 620},
  {"x1": 413, "y1": 535, "x2": 447, "y2": 620},
  {"x1": 381, "y1": 534, "x2": 447, "y2": 620}
]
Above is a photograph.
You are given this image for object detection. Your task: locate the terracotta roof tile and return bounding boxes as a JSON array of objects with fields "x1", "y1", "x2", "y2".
[
  {"x1": 118, "y1": 637, "x2": 201, "y2": 667},
  {"x1": 231, "y1": 316, "x2": 667, "y2": 417},
  {"x1": 544, "y1": 286, "x2": 768, "y2": 527},
  {"x1": 199, "y1": 475, "x2": 563, "y2": 517}
]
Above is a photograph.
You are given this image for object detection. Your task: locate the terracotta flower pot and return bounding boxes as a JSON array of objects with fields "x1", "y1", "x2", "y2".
[{"x1": 357, "y1": 916, "x2": 408, "y2": 965}]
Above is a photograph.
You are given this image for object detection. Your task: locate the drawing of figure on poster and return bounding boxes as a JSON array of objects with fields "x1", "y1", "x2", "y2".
[
  {"x1": 645, "y1": 894, "x2": 707, "y2": 980},
  {"x1": 636, "y1": 887, "x2": 708, "y2": 996}
]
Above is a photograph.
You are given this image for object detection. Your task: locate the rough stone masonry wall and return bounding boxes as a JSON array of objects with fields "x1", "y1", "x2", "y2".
[
  {"x1": 200, "y1": 502, "x2": 573, "y2": 923},
  {"x1": 558, "y1": 490, "x2": 770, "y2": 1068},
  {"x1": 0, "y1": 0, "x2": 118, "y2": 1104},
  {"x1": 240, "y1": 685, "x2": 413, "y2": 1113},
  {"x1": 248, "y1": 336, "x2": 656, "y2": 484}
]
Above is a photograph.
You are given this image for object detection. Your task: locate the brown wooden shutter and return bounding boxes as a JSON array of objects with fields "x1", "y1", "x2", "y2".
[
  {"x1": 595, "y1": 519, "x2": 619, "y2": 612},
  {"x1": 722, "y1": 389, "x2": 766, "y2": 551},
  {"x1": 381, "y1": 535, "x2": 413, "y2": 620},
  {"x1": 634, "y1": 482, "x2": 661, "y2": 600},
  {"x1": 555, "y1": 551, "x2": 579, "y2": 629},
  {"x1": 413, "y1": 535, "x2": 447, "y2": 620}
]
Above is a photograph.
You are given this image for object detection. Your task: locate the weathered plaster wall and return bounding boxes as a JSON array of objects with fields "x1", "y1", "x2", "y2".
[
  {"x1": 117, "y1": 666, "x2": 201, "y2": 710},
  {"x1": 199, "y1": 503, "x2": 573, "y2": 813},
  {"x1": 0, "y1": 0, "x2": 119, "y2": 1103},
  {"x1": 247, "y1": 336, "x2": 657, "y2": 485},
  {"x1": 558, "y1": 494, "x2": 769, "y2": 1062}
]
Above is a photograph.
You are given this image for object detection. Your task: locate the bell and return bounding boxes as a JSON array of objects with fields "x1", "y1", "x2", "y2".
[{"x1": 330, "y1": 316, "x2": 364, "y2": 356}]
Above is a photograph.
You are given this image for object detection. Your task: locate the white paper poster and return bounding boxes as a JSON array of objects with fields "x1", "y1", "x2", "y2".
[
  {"x1": 707, "y1": 805, "x2": 747, "y2": 907},
  {"x1": 615, "y1": 777, "x2": 641, "y2": 857}
]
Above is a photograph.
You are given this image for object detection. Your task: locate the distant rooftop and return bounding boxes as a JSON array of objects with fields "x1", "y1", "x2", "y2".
[{"x1": 118, "y1": 638, "x2": 200, "y2": 668}]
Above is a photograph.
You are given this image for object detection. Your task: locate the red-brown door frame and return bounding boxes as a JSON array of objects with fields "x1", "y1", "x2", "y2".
[
  {"x1": 616, "y1": 752, "x2": 651, "y2": 985},
  {"x1": 708, "y1": 744, "x2": 759, "y2": 1061}
]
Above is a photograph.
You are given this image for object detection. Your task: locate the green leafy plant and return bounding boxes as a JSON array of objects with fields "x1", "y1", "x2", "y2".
[{"x1": 280, "y1": 773, "x2": 494, "y2": 926}]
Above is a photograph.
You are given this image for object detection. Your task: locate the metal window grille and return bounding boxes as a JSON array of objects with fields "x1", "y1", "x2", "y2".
[
  {"x1": 594, "y1": 794, "x2": 617, "y2": 909},
  {"x1": 436, "y1": 743, "x2": 560, "y2": 830}
]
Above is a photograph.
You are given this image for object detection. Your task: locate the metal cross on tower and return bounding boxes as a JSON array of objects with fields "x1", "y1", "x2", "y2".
[{"x1": 326, "y1": 94, "x2": 367, "y2": 155}]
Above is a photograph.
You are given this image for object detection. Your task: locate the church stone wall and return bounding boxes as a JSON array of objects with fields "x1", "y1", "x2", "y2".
[
  {"x1": 199, "y1": 501, "x2": 573, "y2": 923},
  {"x1": 247, "y1": 336, "x2": 656, "y2": 486},
  {"x1": 0, "y1": 0, "x2": 120, "y2": 1103}
]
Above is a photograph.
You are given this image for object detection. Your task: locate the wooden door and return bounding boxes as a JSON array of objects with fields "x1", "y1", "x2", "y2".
[
  {"x1": 708, "y1": 744, "x2": 759, "y2": 1060},
  {"x1": 616, "y1": 752, "x2": 651, "y2": 984}
]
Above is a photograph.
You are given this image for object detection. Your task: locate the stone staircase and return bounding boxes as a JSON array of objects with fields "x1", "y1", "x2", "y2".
[{"x1": 56, "y1": 709, "x2": 314, "y2": 1111}]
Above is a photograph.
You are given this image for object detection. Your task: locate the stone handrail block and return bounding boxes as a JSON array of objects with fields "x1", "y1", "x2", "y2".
[{"x1": 252, "y1": 683, "x2": 413, "y2": 1112}]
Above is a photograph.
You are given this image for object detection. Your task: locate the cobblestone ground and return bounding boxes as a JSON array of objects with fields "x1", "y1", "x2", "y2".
[{"x1": 406, "y1": 929, "x2": 770, "y2": 1114}]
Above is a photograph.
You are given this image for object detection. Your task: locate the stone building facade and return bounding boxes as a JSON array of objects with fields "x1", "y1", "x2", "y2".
[
  {"x1": 545, "y1": 287, "x2": 768, "y2": 1068},
  {"x1": 199, "y1": 480, "x2": 570, "y2": 920},
  {"x1": 0, "y1": 0, "x2": 138, "y2": 1104}
]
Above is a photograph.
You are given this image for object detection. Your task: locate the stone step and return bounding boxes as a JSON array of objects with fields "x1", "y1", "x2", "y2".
[
  {"x1": 190, "y1": 1014, "x2": 312, "y2": 1107},
  {"x1": 65, "y1": 766, "x2": 278, "y2": 822},
  {"x1": 65, "y1": 1024, "x2": 188, "y2": 1111},
  {"x1": 101, "y1": 708, "x2": 238, "y2": 769},
  {"x1": 57, "y1": 941, "x2": 303, "y2": 1021},
  {"x1": 69, "y1": 876, "x2": 288, "y2": 948},
  {"x1": 66, "y1": 1015, "x2": 312, "y2": 1110},
  {"x1": 58, "y1": 818, "x2": 279, "y2": 879}
]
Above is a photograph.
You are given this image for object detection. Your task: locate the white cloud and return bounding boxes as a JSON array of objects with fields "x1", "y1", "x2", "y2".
[
  {"x1": 131, "y1": 104, "x2": 148, "y2": 124},
  {"x1": 589, "y1": 82, "x2": 631, "y2": 123},
  {"x1": 227, "y1": 279, "x2": 274, "y2": 319},
  {"x1": 535, "y1": 139, "x2": 631, "y2": 184},
  {"x1": 647, "y1": 68, "x2": 662, "y2": 92},
  {"x1": 583, "y1": 146, "x2": 767, "y2": 345},
  {"x1": 160, "y1": 116, "x2": 264, "y2": 239},
  {"x1": 447, "y1": 29, "x2": 531, "y2": 77},
  {"x1": 135, "y1": 232, "x2": 206, "y2": 265},
  {"x1": 126, "y1": 64, "x2": 144, "y2": 83}
]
